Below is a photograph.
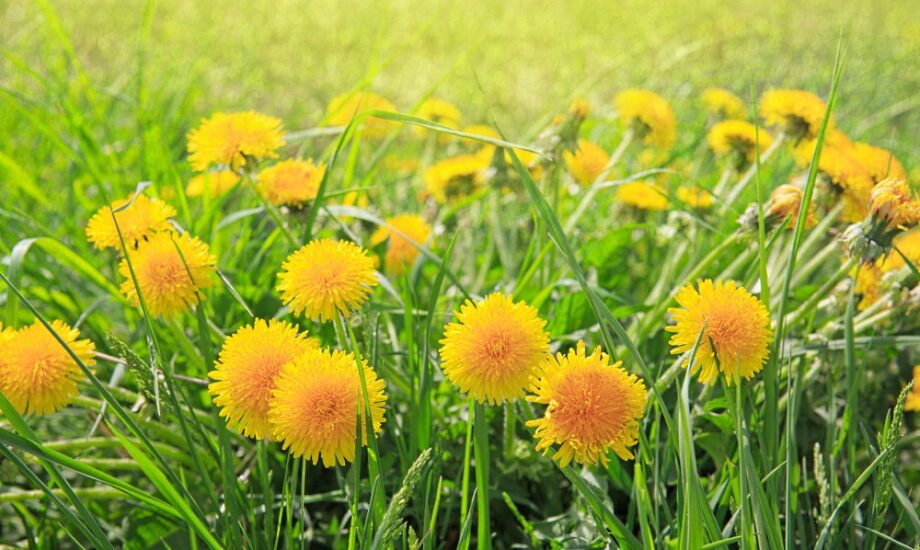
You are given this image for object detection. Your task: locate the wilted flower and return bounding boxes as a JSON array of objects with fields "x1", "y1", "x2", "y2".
[
  {"x1": 614, "y1": 89, "x2": 676, "y2": 149},
  {"x1": 439, "y1": 293, "x2": 550, "y2": 404},
  {"x1": 187, "y1": 111, "x2": 285, "y2": 171},
  {"x1": 526, "y1": 342, "x2": 647, "y2": 467}
]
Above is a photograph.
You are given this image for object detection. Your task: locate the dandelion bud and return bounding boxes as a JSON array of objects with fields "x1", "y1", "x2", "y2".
[
  {"x1": 738, "y1": 184, "x2": 815, "y2": 233},
  {"x1": 845, "y1": 179, "x2": 920, "y2": 264},
  {"x1": 869, "y1": 179, "x2": 920, "y2": 231}
]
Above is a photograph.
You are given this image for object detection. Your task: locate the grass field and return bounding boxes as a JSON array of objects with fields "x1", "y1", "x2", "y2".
[{"x1": 1, "y1": 1, "x2": 919, "y2": 548}]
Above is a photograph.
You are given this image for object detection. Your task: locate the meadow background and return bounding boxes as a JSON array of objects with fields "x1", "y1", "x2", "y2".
[{"x1": 2, "y1": 0, "x2": 920, "y2": 549}]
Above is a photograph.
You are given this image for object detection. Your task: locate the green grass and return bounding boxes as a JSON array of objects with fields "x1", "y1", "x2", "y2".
[{"x1": 1, "y1": 0, "x2": 920, "y2": 548}]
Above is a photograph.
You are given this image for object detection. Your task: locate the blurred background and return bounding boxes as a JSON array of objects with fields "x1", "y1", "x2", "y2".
[{"x1": 2, "y1": 0, "x2": 918, "y2": 163}]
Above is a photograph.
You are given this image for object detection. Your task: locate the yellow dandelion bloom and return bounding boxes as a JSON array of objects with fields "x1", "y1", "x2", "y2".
[
  {"x1": 563, "y1": 140, "x2": 610, "y2": 186},
  {"x1": 869, "y1": 179, "x2": 920, "y2": 230},
  {"x1": 759, "y1": 89, "x2": 832, "y2": 140},
  {"x1": 463, "y1": 124, "x2": 501, "y2": 142},
  {"x1": 666, "y1": 280, "x2": 773, "y2": 385},
  {"x1": 707, "y1": 119, "x2": 773, "y2": 169},
  {"x1": 383, "y1": 155, "x2": 420, "y2": 175},
  {"x1": 268, "y1": 348, "x2": 387, "y2": 467},
  {"x1": 187, "y1": 111, "x2": 285, "y2": 171},
  {"x1": 790, "y1": 130, "x2": 853, "y2": 166},
  {"x1": 208, "y1": 319, "x2": 318, "y2": 440},
  {"x1": 677, "y1": 186, "x2": 713, "y2": 209},
  {"x1": 616, "y1": 181, "x2": 668, "y2": 210},
  {"x1": 423, "y1": 152, "x2": 491, "y2": 203},
  {"x1": 810, "y1": 145, "x2": 875, "y2": 222},
  {"x1": 415, "y1": 98, "x2": 462, "y2": 141},
  {"x1": 504, "y1": 148, "x2": 544, "y2": 180},
  {"x1": 85, "y1": 195, "x2": 176, "y2": 250},
  {"x1": 325, "y1": 92, "x2": 396, "y2": 138},
  {"x1": 701, "y1": 87, "x2": 746, "y2": 119},
  {"x1": 0, "y1": 320, "x2": 95, "y2": 415},
  {"x1": 525, "y1": 341, "x2": 647, "y2": 467},
  {"x1": 118, "y1": 231, "x2": 216, "y2": 318},
  {"x1": 277, "y1": 239, "x2": 378, "y2": 322},
  {"x1": 614, "y1": 89, "x2": 676, "y2": 149},
  {"x1": 851, "y1": 143, "x2": 907, "y2": 183},
  {"x1": 370, "y1": 214, "x2": 432, "y2": 275},
  {"x1": 257, "y1": 159, "x2": 327, "y2": 206},
  {"x1": 439, "y1": 293, "x2": 550, "y2": 405},
  {"x1": 905, "y1": 366, "x2": 920, "y2": 412},
  {"x1": 186, "y1": 171, "x2": 240, "y2": 197}
]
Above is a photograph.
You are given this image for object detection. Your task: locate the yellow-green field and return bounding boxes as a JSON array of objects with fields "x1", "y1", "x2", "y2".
[{"x1": 1, "y1": 1, "x2": 919, "y2": 549}]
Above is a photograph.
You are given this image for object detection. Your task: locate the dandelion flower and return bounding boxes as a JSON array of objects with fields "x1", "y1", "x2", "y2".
[
  {"x1": 707, "y1": 120, "x2": 773, "y2": 170},
  {"x1": 118, "y1": 231, "x2": 216, "y2": 318},
  {"x1": 370, "y1": 214, "x2": 432, "y2": 274},
  {"x1": 677, "y1": 186, "x2": 713, "y2": 209},
  {"x1": 439, "y1": 293, "x2": 550, "y2": 404},
  {"x1": 868, "y1": 179, "x2": 920, "y2": 231},
  {"x1": 526, "y1": 342, "x2": 647, "y2": 467},
  {"x1": 563, "y1": 140, "x2": 610, "y2": 186},
  {"x1": 277, "y1": 239, "x2": 378, "y2": 322},
  {"x1": 769, "y1": 184, "x2": 816, "y2": 228},
  {"x1": 666, "y1": 280, "x2": 773, "y2": 385},
  {"x1": 257, "y1": 159, "x2": 327, "y2": 206},
  {"x1": 85, "y1": 195, "x2": 176, "y2": 250},
  {"x1": 187, "y1": 111, "x2": 285, "y2": 171},
  {"x1": 415, "y1": 98, "x2": 462, "y2": 141},
  {"x1": 0, "y1": 320, "x2": 95, "y2": 415},
  {"x1": 268, "y1": 348, "x2": 387, "y2": 466},
  {"x1": 325, "y1": 92, "x2": 395, "y2": 138},
  {"x1": 701, "y1": 87, "x2": 746, "y2": 119},
  {"x1": 616, "y1": 181, "x2": 668, "y2": 210},
  {"x1": 759, "y1": 89, "x2": 831, "y2": 140},
  {"x1": 614, "y1": 89, "x2": 676, "y2": 149},
  {"x1": 905, "y1": 366, "x2": 920, "y2": 411},
  {"x1": 208, "y1": 319, "x2": 318, "y2": 440},
  {"x1": 186, "y1": 171, "x2": 240, "y2": 197},
  {"x1": 808, "y1": 144, "x2": 875, "y2": 222},
  {"x1": 851, "y1": 143, "x2": 907, "y2": 183},
  {"x1": 423, "y1": 152, "x2": 491, "y2": 203}
]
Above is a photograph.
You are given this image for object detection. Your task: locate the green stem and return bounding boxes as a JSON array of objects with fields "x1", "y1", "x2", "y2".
[
  {"x1": 785, "y1": 258, "x2": 857, "y2": 327},
  {"x1": 472, "y1": 401, "x2": 492, "y2": 550}
]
